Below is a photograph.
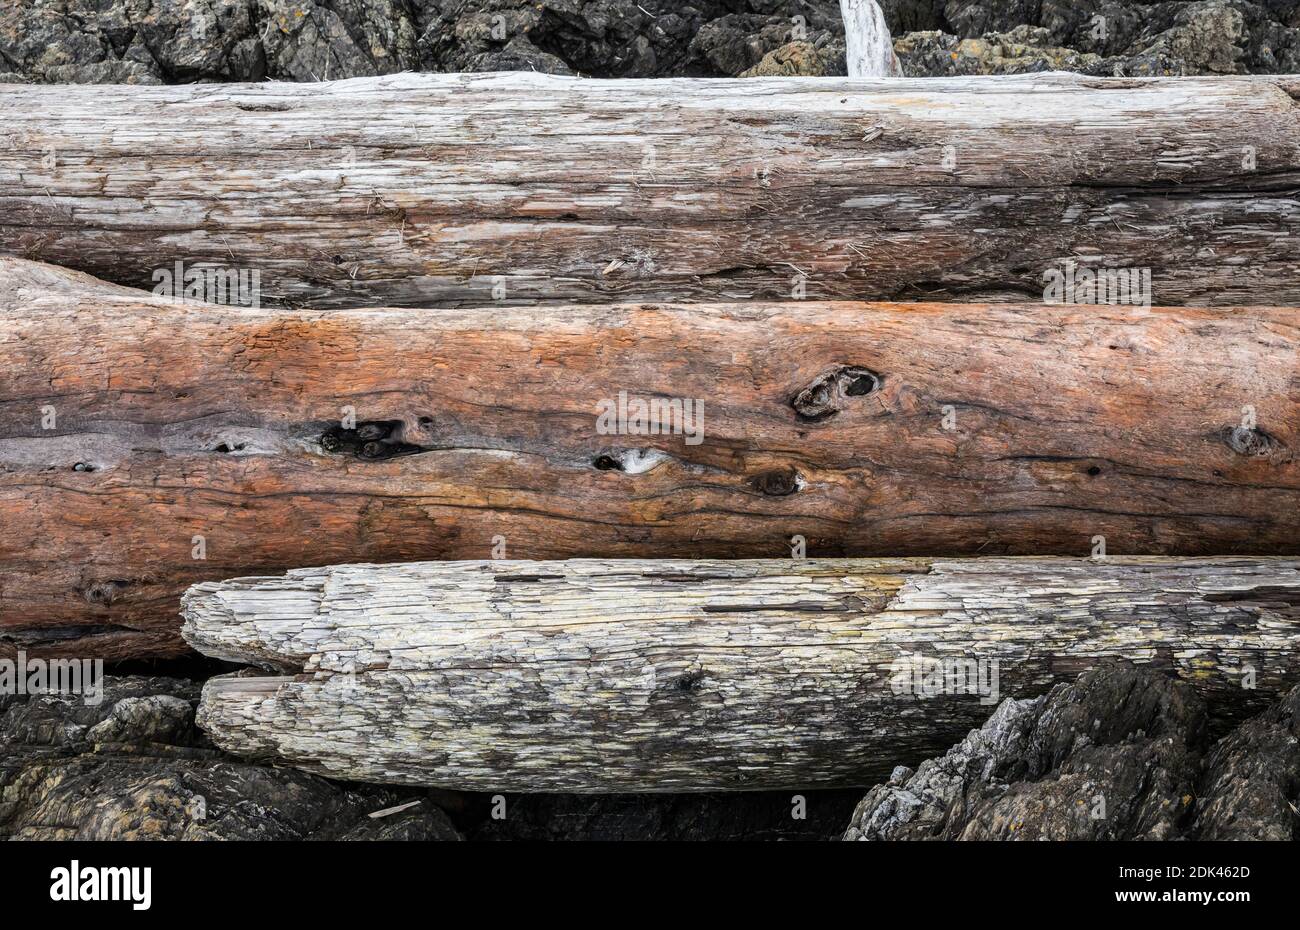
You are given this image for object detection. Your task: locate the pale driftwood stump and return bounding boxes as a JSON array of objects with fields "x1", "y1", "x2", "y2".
[
  {"x1": 2, "y1": 72, "x2": 1299, "y2": 307},
  {"x1": 0, "y1": 259, "x2": 1296, "y2": 660},
  {"x1": 185, "y1": 557, "x2": 1300, "y2": 792}
]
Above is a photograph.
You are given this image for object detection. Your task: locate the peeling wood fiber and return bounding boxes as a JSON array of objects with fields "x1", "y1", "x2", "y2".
[
  {"x1": 1, "y1": 259, "x2": 1297, "y2": 660},
  {"x1": 3, "y1": 72, "x2": 1300, "y2": 307},
  {"x1": 185, "y1": 556, "x2": 1300, "y2": 792}
]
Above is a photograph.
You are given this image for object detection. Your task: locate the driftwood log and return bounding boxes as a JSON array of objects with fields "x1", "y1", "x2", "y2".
[
  {"x1": 2, "y1": 72, "x2": 1299, "y2": 307},
  {"x1": 185, "y1": 557, "x2": 1300, "y2": 792},
  {"x1": 1, "y1": 259, "x2": 1296, "y2": 660}
]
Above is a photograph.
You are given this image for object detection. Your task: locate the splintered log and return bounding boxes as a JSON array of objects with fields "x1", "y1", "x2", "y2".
[
  {"x1": 1, "y1": 259, "x2": 1297, "y2": 660},
  {"x1": 186, "y1": 557, "x2": 1300, "y2": 792},
  {"x1": 2, "y1": 72, "x2": 1300, "y2": 308}
]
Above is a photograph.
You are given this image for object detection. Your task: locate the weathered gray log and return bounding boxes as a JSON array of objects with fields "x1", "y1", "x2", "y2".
[
  {"x1": 186, "y1": 557, "x2": 1300, "y2": 792},
  {"x1": 3, "y1": 259, "x2": 1297, "y2": 661},
  {"x1": 2, "y1": 72, "x2": 1300, "y2": 307}
]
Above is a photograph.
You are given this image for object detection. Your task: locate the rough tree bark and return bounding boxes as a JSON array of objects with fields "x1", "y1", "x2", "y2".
[
  {"x1": 1, "y1": 259, "x2": 1296, "y2": 660},
  {"x1": 185, "y1": 557, "x2": 1300, "y2": 792},
  {"x1": 2, "y1": 72, "x2": 1299, "y2": 307}
]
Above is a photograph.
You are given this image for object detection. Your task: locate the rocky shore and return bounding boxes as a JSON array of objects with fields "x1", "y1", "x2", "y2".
[
  {"x1": 2, "y1": 1, "x2": 1297, "y2": 85},
  {"x1": 3, "y1": 663, "x2": 1295, "y2": 840},
  {"x1": 846, "y1": 663, "x2": 1300, "y2": 841}
]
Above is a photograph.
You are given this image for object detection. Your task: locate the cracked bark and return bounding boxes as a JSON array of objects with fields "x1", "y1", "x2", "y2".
[
  {"x1": 2, "y1": 72, "x2": 1300, "y2": 307},
  {"x1": 184, "y1": 556, "x2": 1300, "y2": 792},
  {"x1": 1, "y1": 259, "x2": 1296, "y2": 660}
]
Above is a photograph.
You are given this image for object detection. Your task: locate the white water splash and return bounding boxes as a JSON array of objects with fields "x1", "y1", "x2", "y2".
[{"x1": 840, "y1": 0, "x2": 902, "y2": 77}]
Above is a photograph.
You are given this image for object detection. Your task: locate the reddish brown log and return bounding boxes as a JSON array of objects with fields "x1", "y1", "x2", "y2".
[{"x1": 0, "y1": 259, "x2": 1296, "y2": 659}]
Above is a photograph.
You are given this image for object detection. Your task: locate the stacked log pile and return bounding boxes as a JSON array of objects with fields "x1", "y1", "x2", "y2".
[{"x1": 1, "y1": 63, "x2": 1298, "y2": 799}]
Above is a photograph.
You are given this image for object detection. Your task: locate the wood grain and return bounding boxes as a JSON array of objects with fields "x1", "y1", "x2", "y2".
[
  {"x1": 186, "y1": 556, "x2": 1300, "y2": 792},
  {"x1": 2, "y1": 72, "x2": 1299, "y2": 307},
  {"x1": 1, "y1": 259, "x2": 1295, "y2": 660}
]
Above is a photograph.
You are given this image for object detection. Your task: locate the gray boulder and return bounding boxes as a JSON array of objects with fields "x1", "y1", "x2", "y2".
[{"x1": 845, "y1": 662, "x2": 1300, "y2": 841}]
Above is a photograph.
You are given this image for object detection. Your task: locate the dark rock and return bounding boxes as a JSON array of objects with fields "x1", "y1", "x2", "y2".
[
  {"x1": 940, "y1": 0, "x2": 1300, "y2": 74},
  {"x1": 844, "y1": 662, "x2": 1300, "y2": 841},
  {"x1": 843, "y1": 663, "x2": 1205, "y2": 840},
  {"x1": 741, "y1": 38, "x2": 846, "y2": 76},
  {"x1": 1194, "y1": 684, "x2": 1300, "y2": 840},
  {"x1": 0, "y1": 0, "x2": 420, "y2": 84},
  {"x1": 463, "y1": 34, "x2": 573, "y2": 75},
  {"x1": 0, "y1": 676, "x2": 461, "y2": 840},
  {"x1": 879, "y1": 0, "x2": 949, "y2": 33},
  {"x1": 688, "y1": 12, "x2": 818, "y2": 76},
  {"x1": 338, "y1": 802, "x2": 463, "y2": 840},
  {"x1": 467, "y1": 789, "x2": 862, "y2": 841},
  {"x1": 894, "y1": 26, "x2": 1188, "y2": 76}
]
